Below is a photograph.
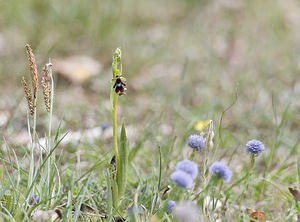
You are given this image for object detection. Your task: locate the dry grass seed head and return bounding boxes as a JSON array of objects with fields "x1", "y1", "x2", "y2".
[
  {"x1": 41, "y1": 64, "x2": 52, "y2": 112},
  {"x1": 41, "y1": 76, "x2": 50, "y2": 112},
  {"x1": 21, "y1": 77, "x2": 34, "y2": 116},
  {"x1": 43, "y1": 63, "x2": 51, "y2": 82},
  {"x1": 25, "y1": 44, "x2": 39, "y2": 99}
]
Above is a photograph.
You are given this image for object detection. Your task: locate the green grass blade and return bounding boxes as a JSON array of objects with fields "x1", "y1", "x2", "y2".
[
  {"x1": 151, "y1": 146, "x2": 162, "y2": 214},
  {"x1": 117, "y1": 123, "x2": 128, "y2": 203},
  {"x1": 111, "y1": 177, "x2": 119, "y2": 209},
  {"x1": 73, "y1": 176, "x2": 91, "y2": 221},
  {"x1": 298, "y1": 153, "x2": 300, "y2": 184},
  {"x1": 26, "y1": 132, "x2": 68, "y2": 198},
  {"x1": 106, "y1": 170, "x2": 113, "y2": 222}
]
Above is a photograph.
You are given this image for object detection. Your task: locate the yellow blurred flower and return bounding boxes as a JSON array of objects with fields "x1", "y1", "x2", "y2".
[
  {"x1": 194, "y1": 120, "x2": 210, "y2": 131},
  {"x1": 75, "y1": 68, "x2": 90, "y2": 82}
]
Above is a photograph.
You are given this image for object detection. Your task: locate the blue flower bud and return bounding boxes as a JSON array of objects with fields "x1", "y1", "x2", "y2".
[
  {"x1": 167, "y1": 200, "x2": 176, "y2": 214},
  {"x1": 128, "y1": 206, "x2": 141, "y2": 216},
  {"x1": 246, "y1": 139, "x2": 264, "y2": 156},
  {"x1": 171, "y1": 171, "x2": 193, "y2": 189},
  {"x1": 187, "y1": 134, "x2": 205, "y2": 151},
  {"x1": 175, "y1": 160, "x2": 198, "y2": 180},
  {"x1": 100, "y1": 121, "x2": 109, "y2": 130},
  {"x1": 209, "y1": 161, "x2": 232, "y2": 182},
  {"x1": 28, "y1": 194, "x2": 40, "y2": 205}
]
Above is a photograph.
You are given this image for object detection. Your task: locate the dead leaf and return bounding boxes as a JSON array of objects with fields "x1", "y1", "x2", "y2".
[
  {"x1": 246, "y1": 208, "x2": 253, "y2": 214},
  {"x1": 289, "y1": 187, "x2": 300, "y2": 202},
  {"x1": 250, "y1": 211, "x2": 266, "y2": 222},
  {"x1": 80, "y1": 203, "x2": 95, "y2": 213},
  {"x1": 32, "y1": 209, "x2": 61, "y2": 221}
]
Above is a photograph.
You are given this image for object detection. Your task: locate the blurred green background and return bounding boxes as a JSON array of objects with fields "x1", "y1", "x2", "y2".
[{"x1": 1, "y1": 0, "x2": 299, "y2": 153}]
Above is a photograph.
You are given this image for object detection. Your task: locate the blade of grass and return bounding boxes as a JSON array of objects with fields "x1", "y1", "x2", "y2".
[
  {"x1": 26, "y1": 132, "x2": 68, "y2": 197},
  {"x1": 298, "y1": 153, "x2": 300, "y2": 185},
  {"x1": 117, "y1": 123, "x2": 128, "y2": 203},
  {"x1": 73, "y1": 176, "x2": 91, "y2": 221},
  {"x1": 151, "y1": 146, "x2": 162, "y2": 214},
  {"x1": 106, "y1": 169, "x2": 113, "y2": 222}
]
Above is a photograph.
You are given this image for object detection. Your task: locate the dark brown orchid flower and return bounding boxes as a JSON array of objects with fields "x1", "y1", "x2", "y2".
[{"x1": 113, "y1": 75, "x2": 126, "y2": 95}]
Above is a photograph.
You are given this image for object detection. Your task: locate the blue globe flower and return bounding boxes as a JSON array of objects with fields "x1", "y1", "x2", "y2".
[
  {"x1": 175, "y1": 160, "x2": 198, "y2": 179},
  {"x1": 128, "y1": 206, "x2": 141, "y2": 216},
  {"x1": 167, "y1": 200, "x2": 176, "y2": 214},
  {"x1": 246, "y1": 139, "x2": 264, "y2": 156},
  {"x1": 209, "y1": 162, "x2": 232, "y2": 182},
  {"x1": 28, "y1": 194, "x2": 40, "y2": 205},
  {"x1": 187, "y1": 134, "x2": 205, "y2": 151},
  {"x1": 100, "y1": 122, "x2": 109, "y2": 130},
  {"x1": 171, "y1": 171, "x2": 193, "y2": 189}
]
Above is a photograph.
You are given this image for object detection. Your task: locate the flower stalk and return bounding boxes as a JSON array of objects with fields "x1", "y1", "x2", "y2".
[
  {"x1": 109, "y1": 48, "x2": 128, "y2": 208},
  {"x1": 45, "y1": 61, "x2": 55, "y2": 205},
  {"x1": 113, "y1": 93, "x2": 119, "y2": 168}
]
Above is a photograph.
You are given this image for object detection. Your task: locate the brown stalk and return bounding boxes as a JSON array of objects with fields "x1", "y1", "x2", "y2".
[
  {"x1": 25, "y1": 44, "x2": 39, "y2": 99},
  {"x1": 21, "y1": 77, "x2": 34, "y2": 116}
]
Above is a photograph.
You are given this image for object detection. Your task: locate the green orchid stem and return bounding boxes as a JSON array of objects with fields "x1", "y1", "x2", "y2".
[{"x1": 113, "y1": 93, "x2": 119, "y2": 171}]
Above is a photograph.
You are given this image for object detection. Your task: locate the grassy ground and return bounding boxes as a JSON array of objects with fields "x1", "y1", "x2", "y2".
[{"x1": 0, "y1": 0, "x2": 299, "y2": 221}]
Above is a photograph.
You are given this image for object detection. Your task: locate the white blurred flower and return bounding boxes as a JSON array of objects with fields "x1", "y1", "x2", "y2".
[
  {"x1": 174, "y1": 202, "x2": 203, "y2": 222},
  {"x1": 204, "y1": 196, "x2": 222, "y2": 211}
]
